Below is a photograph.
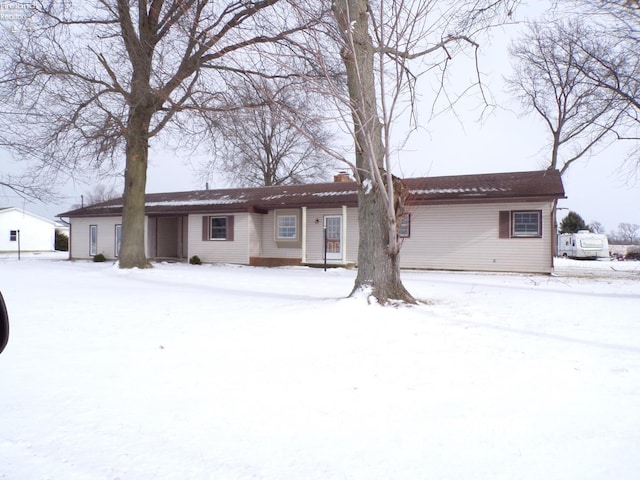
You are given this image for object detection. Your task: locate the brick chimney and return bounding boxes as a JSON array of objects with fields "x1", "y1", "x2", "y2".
[{"x1": 333, "y1": 172, "x2": 351, "y2": 183}]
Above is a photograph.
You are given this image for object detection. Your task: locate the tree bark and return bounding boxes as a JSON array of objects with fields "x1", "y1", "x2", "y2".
[
  {"x1": 119, "y1": 109, "x2": 152, "y2": 269},
  {"x1": 333, "y1": 0, "x2": 415, "y2": 304},
  {"x1": 118, "y1": 68, "x2": 155, "y2": 268},
  {"x1": 353, "y1": 180, "x2": 414, "y2": 303}
]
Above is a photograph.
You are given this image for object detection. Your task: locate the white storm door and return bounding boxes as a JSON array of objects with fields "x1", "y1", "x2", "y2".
[{"x1": 324, "y1": 215, "x2": 342, "y2": 260}]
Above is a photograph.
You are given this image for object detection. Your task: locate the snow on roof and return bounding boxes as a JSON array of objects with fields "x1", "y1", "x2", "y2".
[{"x1": 58, "y1": 170, "x2": 565, "y2": 217}]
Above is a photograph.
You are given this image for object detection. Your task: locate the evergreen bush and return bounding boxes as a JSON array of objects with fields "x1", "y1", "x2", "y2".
[
  {"x1": 559, "y1": 211, "x2": 589, "y2": 234},
  {"x1": 189, "y1": 255, "x2": 202, "y2": 265},
  {"x1": 93, "y1": 253, "x2": 107, "y2": 262},
  {"x1": 55, "y1": 231, "x2": 69, "y2": 251}
]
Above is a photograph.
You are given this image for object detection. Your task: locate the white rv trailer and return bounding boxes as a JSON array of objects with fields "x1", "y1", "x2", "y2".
[{"x1": 557, "y1": 230, "x2": 610, "y2": 259}]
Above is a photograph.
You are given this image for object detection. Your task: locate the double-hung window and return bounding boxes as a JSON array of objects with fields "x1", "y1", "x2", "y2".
[
  {"x1": 499, "y1": 210, "x2": 542, "y2": 238},
  {"x1": 9, "y1": 230, "x2": 18, "y2": 242},
  {"x1": 202, "y1": 216, "x2": 234, "y2": 241},
  {"x1": 274, "y1": 211, "x2": 301, "y2": 248},
  {"x1": 512, "y1": 211, "x2": 541, "y2": 237},
  {"x1": 210, "y1": 217, "x2": 228, "y2": 240},
  {"x1": 277, "y1": 215, "x2": 297, "y2": 240}
]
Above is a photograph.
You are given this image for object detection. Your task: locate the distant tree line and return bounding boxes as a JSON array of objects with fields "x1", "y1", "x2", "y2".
[{"x1": 560, "y1": 210, "x2": 639, "y2": 245}]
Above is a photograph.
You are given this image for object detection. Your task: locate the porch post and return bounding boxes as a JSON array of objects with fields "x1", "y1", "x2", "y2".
[
  {"x1": 301, "y1": 207, "x2": 307, "y2": 264},
  {"x1": 342, "y1": 205, "x2": 347, "y2": 263}
]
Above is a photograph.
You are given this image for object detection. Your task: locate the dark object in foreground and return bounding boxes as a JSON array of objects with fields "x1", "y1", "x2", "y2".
[{"x1": 0, "y1": 290, "x2": 8, "y2": 354}]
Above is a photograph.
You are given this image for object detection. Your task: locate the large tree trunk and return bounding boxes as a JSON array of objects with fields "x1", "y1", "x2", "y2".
[
  {"x1": 334, "y1": 0, "x2": 415, "y2": 304},
  {"x1": 352, "y1": 179, "x2": 414, "y2": 303},
  {"x1": 118, "y1": 104, "x2": 153, "y2": 269}
]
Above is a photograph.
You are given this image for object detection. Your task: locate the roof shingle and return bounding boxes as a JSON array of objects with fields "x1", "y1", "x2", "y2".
[{"x1": 58, "y1": 170, "x2": 565, "y2": 217}]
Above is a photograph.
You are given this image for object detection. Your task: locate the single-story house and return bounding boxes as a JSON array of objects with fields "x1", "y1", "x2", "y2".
[
  {"x1": 58, "y1": 170, "x2": 566, "y2": 274},
  {"x1": 0, "y1": 207, "x2": 59, "y2": 252}
]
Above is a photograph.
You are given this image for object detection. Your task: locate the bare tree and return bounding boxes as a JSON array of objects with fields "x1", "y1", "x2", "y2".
[
  {"x1": 569, "y1": 0, "x2": 640, "y2": 172},
  {"x1": 70, "y1": 183, "x2": 122, "y2": 209},
  {"x1": 0, "y1": 1, "x2": 323, "y2": 268},
  {"x1": 202, "y1": 77, "x2": 336, "y2": 187},
  {"x1": 310, "y1": 0, "x2": 518, "y2": 303},
  {"x1": 507, "y1": 21, "x2": 625, "y2": 176},
  {"x1": 616, "y1": 222, "x2": 639, "y2": 244},
  {"x1": 588, "y1": 220, "x2": 606, "y2": 234}
]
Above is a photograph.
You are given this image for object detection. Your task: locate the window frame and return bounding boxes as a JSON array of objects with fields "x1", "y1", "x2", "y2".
[
  {"x1": 202, "y1": 215, "x2": 234, "y2": 242},
  {"x1": 274, "y1": 210, "x2": 301, "y2": 248},
  {"x1": 511, "y1": 210, "x2": 542, "y2": 238},
  {"x1": 210, "y1": 216, "x2": 228, "y2": 240},
  {"x1": 398, "y1": 214, "x2": 411, "y2": 238},
  {"x1": 89, "y1": 225, "x2": 98, "y2": 256},
  {"x1": 9, "y1": 230, "x2": 18, "y2": 242},
  {"x1": 277, "y1": 214, "x2": 297, "y2": 240},
  {"x1": 114, "y1": 224, "x2": 122, "y2": 257}
]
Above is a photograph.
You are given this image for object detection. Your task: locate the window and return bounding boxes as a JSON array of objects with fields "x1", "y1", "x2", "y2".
[
  {"x1": 277, "y1": 215, "x2": 297, "y2": 239},
  {"x1": 9, "y1": 230, "x2": 18, "y2": 242},
  {"x1": 274, "y1": 210, "x2": 300, "y2": 248},
  {"x1": 115, "y1": 225, "x2": 122, "y2": 257},
  {"x1": 499, "y1": 210, "x2": 542, "y2": 238},
  {"x1": 202, "y1": 216, "x2": 234, "y2": 241},
  {"x1": 513, "y1": 211, "x2": 541, "y2": 237},
  {"x1": 89, "y1": 225, "x2": 98, "y2": 256},
  {"x1": 398, "y1": 214, "x2": 411, "y2": 238},
  {"x1": 211, "y1": 217, "x2": 228, "y2": 239}
]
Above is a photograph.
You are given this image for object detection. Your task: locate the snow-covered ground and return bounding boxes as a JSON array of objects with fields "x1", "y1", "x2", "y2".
[{"x1": 1, "y1": 252, "x2": 639, "y2": 480}]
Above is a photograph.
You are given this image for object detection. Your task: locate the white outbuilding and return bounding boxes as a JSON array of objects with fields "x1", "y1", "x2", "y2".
[{"x1": 0, "y1": 207, "x2": 58, "y2": 252}]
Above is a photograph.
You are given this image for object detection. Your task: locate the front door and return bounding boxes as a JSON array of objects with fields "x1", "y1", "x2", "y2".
[{"x1": 324, "y1": 215, "x2": 342, "y2": 260}]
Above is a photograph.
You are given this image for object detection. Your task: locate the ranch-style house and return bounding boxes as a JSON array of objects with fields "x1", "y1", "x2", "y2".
[{"x1": 58, "y1": 169, "x2": 566, "y2": 274}]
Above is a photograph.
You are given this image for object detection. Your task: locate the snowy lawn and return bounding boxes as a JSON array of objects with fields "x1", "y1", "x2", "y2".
[{"x1": 1, "y1": 253, "x2": 639, "y2": 480}]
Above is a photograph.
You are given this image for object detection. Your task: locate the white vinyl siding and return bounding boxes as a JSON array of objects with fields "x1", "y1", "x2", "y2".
[
  {"x1": 69, "y1": 216, "x2": 127, "y2": 260},
  {"x1": 260, "y1": 211, "x2": 302, "y2": 259},
  {"x1": 304, "y1": 207, "x2": 358, "y2": 265},
  {"x1": 0, "y1": 209, "x2": 56, "y2": 252},
  {"x1": 248, "y1": 213, "x2": 263, "y2": 258},
  {"x1": 64, "y1": 199, "x2": 554, "y2": 273},
  {"x1": 399, "y1": 202, "x2": 554, "y2": 274},
  {"x1": 188, "y1": 213, "x2": 250, "y2": 264}
]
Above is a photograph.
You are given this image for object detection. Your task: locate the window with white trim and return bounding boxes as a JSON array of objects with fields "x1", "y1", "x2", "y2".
[
  {"x1": 9, "y1": 230, "x2": 18, "y2": 242},
  {"x1": 277, "y1": 215, "x2": 297, "y2": 239},
  {"x1": 115, "y1": 225, "x2": 122, "y2": 257},
  {"x1": 210, "y1": 217, "x2": 228, "y2": 240},
  {"x1": 499, "y1": 210, "x2": 543, "y2": 238},
  {"x1": 89, "y1": 225, "x2": 98, "y2": 256},
  {"x1": 202, "y1": 215, "x2": 234, "y2": 241},
  {"x1": 512, "y1": 211, "x2": 541, "y2": 237}
]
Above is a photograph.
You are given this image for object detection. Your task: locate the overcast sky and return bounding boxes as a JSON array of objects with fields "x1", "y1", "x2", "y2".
[{"x1": 1, "y1": 1, "x2": 637, "y2": 234}]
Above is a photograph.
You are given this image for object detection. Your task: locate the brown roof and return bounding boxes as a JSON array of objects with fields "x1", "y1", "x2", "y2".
[
  {"x1": 58, "y1": 170, "x2": 564, "y2": 218},
  {"x1": 404, "y1": 169, "x2": 565, "y2": 205}
]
